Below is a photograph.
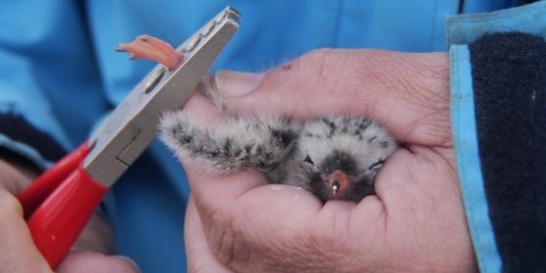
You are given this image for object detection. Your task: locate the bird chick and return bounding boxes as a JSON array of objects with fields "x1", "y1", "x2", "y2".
[
  {"x1": 161, "y1": 111, "x2": 397, "y2": 203},
  {"x1": 115, "y1": 34, "x2": 398, "y2": 202},
  {"x1": 282, "y1": 117, "x2": 397, "y2": 202},
  {"x1": 116, "y1": 35, "x2": 398, "y2": 202}
]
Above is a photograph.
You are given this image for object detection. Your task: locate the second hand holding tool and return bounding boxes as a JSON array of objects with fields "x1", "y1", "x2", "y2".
[{"x1": 17, "y1": 6, "x2": 240, "y2": 269}]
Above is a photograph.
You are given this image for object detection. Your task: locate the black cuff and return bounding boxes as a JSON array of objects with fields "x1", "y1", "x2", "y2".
[
  {"x1": 0, "y1": 112, "x2": 66, "y2": 162},
  {"x1": 519, "y1": 0, "x2": 540, "y2": 5},
  {"x1": 469, "y1": 32, "x2": 546, "y2": 272}
]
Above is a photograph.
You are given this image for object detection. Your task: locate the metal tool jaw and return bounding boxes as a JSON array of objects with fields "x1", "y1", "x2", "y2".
[{"x1": 84, "y1": 6, "x2": 240, "y2": 187}]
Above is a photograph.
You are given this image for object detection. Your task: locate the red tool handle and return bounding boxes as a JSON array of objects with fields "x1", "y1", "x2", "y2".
[
  {"x1": 18, "y1": 142, "x2": 108, "y2": 269},
  {"x1": 19, "y1": 142, "x2": 90, "y2": 219},
  {"x1": 26, "y1": 167, "x2": 107, "y2": 269}
]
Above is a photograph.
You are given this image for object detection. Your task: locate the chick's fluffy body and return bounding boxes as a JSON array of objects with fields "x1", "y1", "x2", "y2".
[{"x1": 160, "y1": 112, "x2": 397, "y2": 202}]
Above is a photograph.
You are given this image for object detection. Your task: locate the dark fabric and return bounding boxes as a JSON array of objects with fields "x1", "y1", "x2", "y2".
[
  {"x1": 457, "y1": 0, "x2": 539, "y2": 13},
  {"x1": 519, "y1": 0, "x2": 539, "y2": 5},
  {"x1": 469, "y1": 32, "x2": 546, "y2": 273},
  {"x1": 0, "y1": 112, "x2": 66, "y2": 162},
  {"x1": 0, "y1": 147, "x2": 43, "y2": 173}
]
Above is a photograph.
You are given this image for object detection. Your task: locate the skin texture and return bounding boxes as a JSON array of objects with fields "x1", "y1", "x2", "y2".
[
  {"x1": 0, "y1": 159, "x2": 140, "y2": 273},
  {"x1": 182, "y1": 49, "x2": 479, "y2": 273}
]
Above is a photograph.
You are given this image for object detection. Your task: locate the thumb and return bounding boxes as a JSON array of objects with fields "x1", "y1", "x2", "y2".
[
  {"x1": 212, "y1": 49, "x2": 450, "y2": 146},
  {"x1": 0, "y1": 188, "x2": 53, "y2": 273}
]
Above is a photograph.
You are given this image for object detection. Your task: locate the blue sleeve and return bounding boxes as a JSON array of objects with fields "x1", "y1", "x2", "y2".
[
  {"x1": 448, "y1": 2, "x2": 546, "y2": 272},
  {"x1": 0, "y1": 1, "x2": 106, "y2": 167}
]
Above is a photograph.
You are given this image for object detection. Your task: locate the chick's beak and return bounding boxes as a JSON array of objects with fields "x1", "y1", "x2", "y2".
[{"x1": 326, "y1": 170, "x2": 352, "y2": 198}]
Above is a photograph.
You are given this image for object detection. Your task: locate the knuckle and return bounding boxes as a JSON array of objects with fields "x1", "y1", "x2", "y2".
[
  {"x1": 265, "y1": 48, "x2": 333, "y2": 79},
  {"x1": 204, "y1": 208, "x2": 251, "y2": 271},
  {"x1": 299, "y1": 48, "x2": 334, "y2": 65},
  {"x1": 0, "y1": 188, "x2": 23, "y2": 218}
]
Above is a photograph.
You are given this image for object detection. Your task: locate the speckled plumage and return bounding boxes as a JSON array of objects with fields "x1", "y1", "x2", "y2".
[{"x1": 160, "y1": 112, "x2": 397, "y2": 202}]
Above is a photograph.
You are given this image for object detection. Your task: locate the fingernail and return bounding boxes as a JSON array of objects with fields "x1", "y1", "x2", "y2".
[
  {"x1": 112, "y1": 256, "x2": 141, "y2": 273},
  {"x1": 214, "y1": 70, "x2": 264, "y2": 97}
]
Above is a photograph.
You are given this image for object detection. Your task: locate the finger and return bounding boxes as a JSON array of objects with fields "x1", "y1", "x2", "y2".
[
  {"x1": 72, "y1": 214, "x2": 116, "y2": 254},
  {"x1": 56, "y1": 251, "x2": 140, "y2": 273},
  {"x1": 184, "y1": 165, "x2": 282, "y2": 229},
  {"x1": 0, "y1": 188, "x2": 53, "y2": 273},
  {"x1": 356, "y1": 146, "x2": 475, "y2": 272},
  {"x1": 185, "y1": 196, "x2": 233, "y2": 273},
  {"x1": 185, "y1": 166, "x2": 316, "y2": 271},
  {"x1": 214, "y1": 49, "x2": 450, "y2": 146}
]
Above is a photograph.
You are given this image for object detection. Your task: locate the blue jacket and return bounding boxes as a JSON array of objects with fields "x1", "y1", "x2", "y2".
[{"x1": 1, "y1": 1, "x2": 544, "y2": 272}]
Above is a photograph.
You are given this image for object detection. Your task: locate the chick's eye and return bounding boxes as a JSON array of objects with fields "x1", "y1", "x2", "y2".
[
  {"x1": 368, "y1": 158, "x2": 385, "y2": 171},
  {"x1": 304, "y1": 154, "x2": 314, "y2": 165}
]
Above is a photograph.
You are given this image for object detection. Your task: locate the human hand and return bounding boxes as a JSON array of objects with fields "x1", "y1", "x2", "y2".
[
  {"x1": 0, "y1": 158, "x2": 139, "y2": 273},
  {"x1": 182, "y1": 49, "x2": 478, "y2": 273}
]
